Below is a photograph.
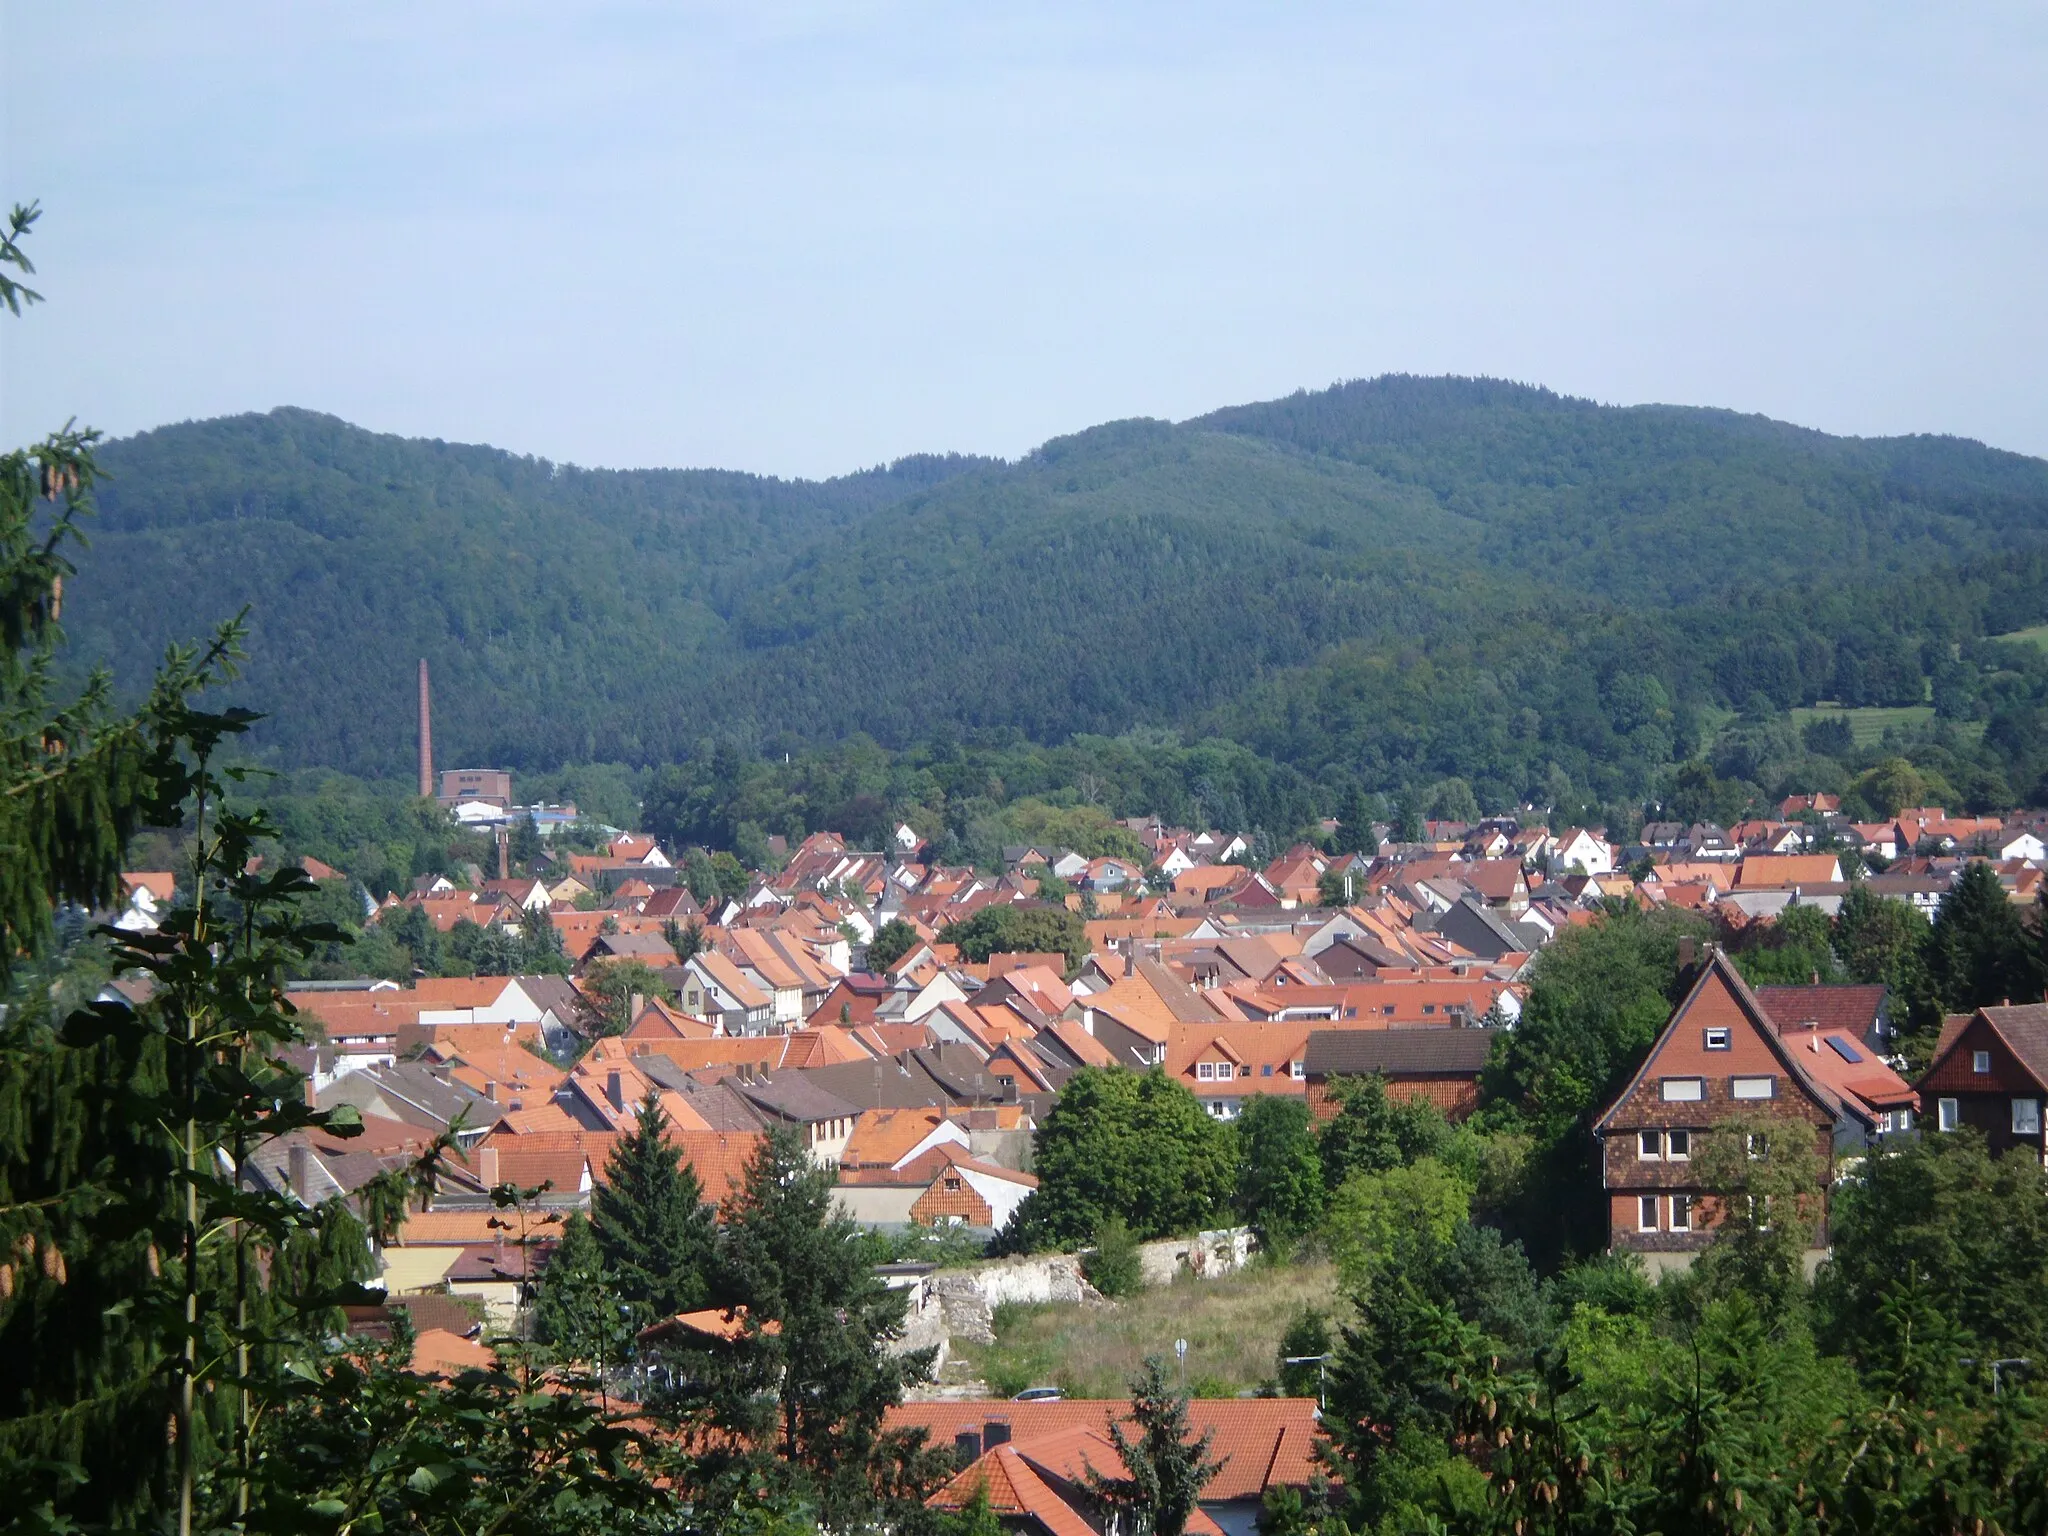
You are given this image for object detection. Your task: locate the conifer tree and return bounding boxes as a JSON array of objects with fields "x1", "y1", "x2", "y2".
[
  {"x1": 1086, "y1": 1357, "x2": 1226, "y2": 1536},
  {"x1": 533, "y1": 1211, "x2": 629, "y2": 1368},
  {"x1": 591, "y1": 1091, "x2": 715, "y2": 1325},
  {"x1": 712, "y1": 1124, "x2": 940, "y2": 1527}
]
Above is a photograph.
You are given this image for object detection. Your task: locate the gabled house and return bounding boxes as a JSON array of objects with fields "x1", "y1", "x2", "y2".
[
  {"x1": 1301, "y1": 1027, "x2": 1497, "y2": 1121},
  {"x1": 1551, "y1": 828, "x2": 1614, "y2": 876},
  {"x1": 1592, "y1": 949, "x2": 1895, "y2": 1274},
  {"x1": 1915, "y1": 1005, "x2": 2048, "y2": 1162},
  {"x1": 677, "y1": 952, "x2": 774, "y2": 1036}
]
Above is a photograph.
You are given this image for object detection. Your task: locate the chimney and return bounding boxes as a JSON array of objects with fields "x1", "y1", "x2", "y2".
[
  {"x1": 983, "y1": 1419, "x2": 1011, "y2": 1448},
  {"x1": 629, "y1": 992, "x2": 645, "y2": 1027},
  {"x1": 302, "y1": 1076, "x2": 318, "y2": 1108},
  {"x1": 1677, "y1": 937, "x2": 1696, "y2": 971},
  {"x1": 1124, "y1": 939, "x2": 1136, "y2": 979},
  {"x1": 953, "y1": 1430, "x2": 982, "y2": 1465},
  {"x1": 287, "y1": 1142, "x2": 312, "y2": 1204},
  {"x1": 417, "y1": 659, "x2": 434, "y2": 800},
  {"x1": 607, "y1": 1070, "x2": 625, "y2": 1110},
  {"x1": 497, "y1": 826, "x2": 510, "y2": 880},
  {"x1": 493, "y1": 1230, "x2": 505, "y2": 1268},
  {"x1": 483, "y1": 1079, "x2": 497, "y2": 1101},
  {"x1": 478, "y1": 1145, "x2": 499, "y2": 1187}
]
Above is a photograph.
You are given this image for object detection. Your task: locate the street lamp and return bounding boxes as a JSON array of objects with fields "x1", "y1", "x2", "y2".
[{"x1": 1282, "y1": 1353, "x2": 1332, "y2": 1410}]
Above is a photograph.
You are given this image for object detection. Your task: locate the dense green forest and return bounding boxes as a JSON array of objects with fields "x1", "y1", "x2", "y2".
[{"x1": 62, "y1": 379, "x2": 2048, "y2": 826}]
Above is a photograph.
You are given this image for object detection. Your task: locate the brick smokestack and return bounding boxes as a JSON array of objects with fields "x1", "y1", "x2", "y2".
[{"x1": 417, "y1": 659, "x2": 434, "y2": 800}]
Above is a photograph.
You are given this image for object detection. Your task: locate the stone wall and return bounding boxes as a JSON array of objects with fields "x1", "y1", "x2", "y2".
[{"x1": 916, "y1": 1226, "x2": 1255, "y2": 1348}]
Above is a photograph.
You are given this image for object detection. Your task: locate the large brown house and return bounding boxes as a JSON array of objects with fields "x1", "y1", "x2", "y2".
[
  {"x1": 1915, "y1": 1005, "x2": 2048, "y2": 1164},
  {"x1": 1593, "y1": 949, "x2": 1914, "y2": 1273}
]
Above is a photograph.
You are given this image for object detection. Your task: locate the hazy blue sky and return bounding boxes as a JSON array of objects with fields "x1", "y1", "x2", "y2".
[{"x1": 3, "y1": 3, "x2": 2043, "y2": 477}]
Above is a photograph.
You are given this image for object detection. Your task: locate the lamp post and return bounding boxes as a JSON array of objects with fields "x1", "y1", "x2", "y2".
[{"x1": 1282, "y1": 1353, "x2": 1332, "y2": 1410}]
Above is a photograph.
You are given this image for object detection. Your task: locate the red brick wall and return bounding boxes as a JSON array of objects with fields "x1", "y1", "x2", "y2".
[
  {"x1": 910, "y1": 1177, "x2": 993, "y2": 1227},
  {"x1": 1305, "y1": 1074, "x2": 1481, "y2": 1122}
]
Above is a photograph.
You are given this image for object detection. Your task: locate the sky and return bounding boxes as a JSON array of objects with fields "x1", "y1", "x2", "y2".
[{"x1": 2, "y1": 2, "x2": 2044, "y2": 479}]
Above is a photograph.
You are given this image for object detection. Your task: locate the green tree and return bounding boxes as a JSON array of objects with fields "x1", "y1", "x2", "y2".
[
  {"x1": 1275, "y1": 1307, "x2": 1330, "y2": 1397},
  {"x1": 1233, "y1": 1094, "x2": 1324, "y2": 1252},
  {"x1": 1815, "y1": 1130, "x2": 2048, "y2": 1389},
  {"x1": 1731, "y1": 901, "x2": 1844, "y2": 985},
  {"x1": 1329, "y1": 786, "x2": 1378, "y2": 857},
  {"x1": 531, "y1": 1212, "x2": 629, "y2": 1369},
  {"x1": 865, "y1": 918, "x2": 920, "y2": 972},
  {"x1": 1082, "y1": 1214, "x2": 1143, "y2": 1298},
  {"x1": 710, "y1": 1125, "x2": 942, "y2": 1530},
  {"x1": 1925, "y1": 860, "x2": 2040, "y2": 1015},
  {"x1": 1323, "y1": 1159, "x2": 1470, "y2": 1293},
  {"x1": 1832, "y1": 883, "x2": 1929, "y2": 989},
  {"x1": 1007, "y1": 1067, "x2": 1236, "y2": 1248},
  {"x1": 1084, "y1": 1358, "x2": 1225, "y2": 1536},
  {"x1": 1315, "y1": 1073, "x2": 1449, "y2": 1189},
  {"x1": 938, "y1": 903, "x2": 1088, "y2": 971},
  {"x1": 520, "y1": 904, "x2": 572, "y2": 975},
  {"x1": 591, "y1": 1093, "x2": 716, "y2": 1326},
  {"x1": 583, "y1": 958, "x2": 677, "y2": 1035},
  {"x1": 1687, "y1": 1107, "x2": 1828, "y2": 1317}
]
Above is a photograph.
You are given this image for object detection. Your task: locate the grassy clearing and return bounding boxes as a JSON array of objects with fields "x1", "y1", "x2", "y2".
[
  {"x1": 1789, "y1": 705, "x2": 1950, "y2": 746},
  {"x1": 957, "y1": 1258, "x2": 1344, "y2": 1399},
  {"x1": 1990, "y1": 624, "x2": 2048, "y2": 651}
]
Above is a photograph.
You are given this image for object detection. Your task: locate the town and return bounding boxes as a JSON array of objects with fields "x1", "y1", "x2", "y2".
[{"x1": 92, "y1": 720, "x2": 2048, "y2": 1532}]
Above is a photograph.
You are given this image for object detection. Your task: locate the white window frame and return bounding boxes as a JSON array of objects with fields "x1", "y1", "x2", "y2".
[
  {"x1": 1731, "y1": 1076, "x2": 1777, "y2": 1100},
  {"x1": 1660, "y1": 1077, "x2": 1705, "y2": 1102},
  {"x1": 1667, "y1": 1129, "x2": 1691, "y2": 1161},
  {"x1": 1196, "y1": 1061, "x2": 1214, "y2": 1081},
  {"x1": 1973, "y1": 1050, "x2": 1992, "y2": 1074},
  {"x1": 1669, "y1": 1194, "x2": 1692, "y2": 1231},
  {"x1": 2015, "y1": 1098, "x2": 2042, "y2": 1136},
  {"x1": 1638, "y1": 1195, "x2": 1659, "y2": 1232},
  {"x1": 1638, "y1": 1130, "x2": 1662, "y2": 1160},
  {"x1": 1703, "y1": 1027, "x2": 1731, "y2": 1051},
  {"x1": 1289, "y1": 1060, "x2": 1305, "y2": 1080},
  {"x1": 1938, "y1": 1097, "x2": 1959, "y2": 1132}
]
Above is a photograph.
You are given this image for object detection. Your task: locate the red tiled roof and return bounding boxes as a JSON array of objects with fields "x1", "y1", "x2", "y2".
[{"x1": 887, "y1": 1398, "x2": 1325, "y2": 1502}]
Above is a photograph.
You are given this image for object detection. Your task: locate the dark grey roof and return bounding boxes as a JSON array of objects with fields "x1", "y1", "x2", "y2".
[
  {"x1": 630, "y1": 1060, "x2": 768, "y2": 1130},
  {"x1": 729, "y1": 1072, "x2": 865, "y2": 1125},
  {"x1": 1303, "y1": 1027, "x2": 1499, "y2": 1077},
  {"x1": 321, "y1": 1061, "x2": 491, "y2": 1134}
]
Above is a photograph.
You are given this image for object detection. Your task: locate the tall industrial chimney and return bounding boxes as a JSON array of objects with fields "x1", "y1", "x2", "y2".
[{"x1": 417, "y1": 659, "x2": 434, "y2": 800}]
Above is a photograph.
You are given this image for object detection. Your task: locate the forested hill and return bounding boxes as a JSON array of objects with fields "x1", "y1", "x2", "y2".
[{"x1": 61, "y1": 380, "x2": 2048, "y2": 799}]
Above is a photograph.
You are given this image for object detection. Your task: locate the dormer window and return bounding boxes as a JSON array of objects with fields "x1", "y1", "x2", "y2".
[
  {"x1": 1197, "y1": 1062, "x2": 1216, "y2": 1081},
  {"x1": 1290, "y1": 1060, "x2": 1305, "y2": 1080}
]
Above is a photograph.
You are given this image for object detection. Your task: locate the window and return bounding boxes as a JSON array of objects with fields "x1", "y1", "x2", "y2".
[
  {"x1": 1731, "y1": 1076, "x2": 1777, "y2": 1100},
  {"x1": 1667, "y1": 1130, "x2": 1691, "y2": 1161},
  {"x1": 2015, "y1": 1099, "x2": 2042, "y2": 1136},
  {"x1": 1661, "y1": 1077, "x2": 1704, "y2": 1102},
  {"x1": 1261, "y1": 1063, "x2": 1274, "y2": 1077},
  {"x1": 1670, "y1": 1194, "x2": 1692, "y2": 1231},
  {"x1": 1290, "y1": 1060, "x2": 1306, "y2": 1080},
  {"x1": 1639, "y1": 1130, "x2": 1662, "y2": 1159},
  {"x1": 1746, "y1": 1132, "x2": 1770, "y2": 1160},
  {"x1": 1939, "y1": 1097, "x2": 1959, "y2": 1132},
  {"x1": 1383, "y1": 1005, "x2": 1396, "y2": 1016},
  {"x1": 1973, "y1": 1050, "x2": 1993, "y2": 1074},
  {"x1": 1638, "y1": 1195, "x2": 1659, "y2": 1231},
  {"x1": 1703, "y1": 1027, "x2": 1731, "y2": 1051},
  {"x1": 1422, "y1": 1004, "x2": 1436, "y2": 1015},
  {"x1": 1196, "y1": 1062, "x2": 1215, "y2": 1081},
  {"x1": 1240, "y1": 1064, "x2": 1253, "y2": 1079}
]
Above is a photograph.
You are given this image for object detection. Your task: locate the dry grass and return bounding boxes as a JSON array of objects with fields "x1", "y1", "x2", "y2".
[{"x1": 958, "y1": 1258, "x2": 1344, "y2": 1399}]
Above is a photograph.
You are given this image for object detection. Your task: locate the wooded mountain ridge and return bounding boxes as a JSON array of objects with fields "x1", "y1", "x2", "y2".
[{"x1": 63, "y1": 376, "x2": 2048, "y2": 805}]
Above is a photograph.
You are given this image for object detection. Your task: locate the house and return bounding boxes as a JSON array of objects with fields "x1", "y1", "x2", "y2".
[
  {"x1": 907, "y1": 1150, "x2": 1039, "y2": 1230},
  {"x1": 607, "y1": 833, "x2": 672, "y2": 869},
  {"x1": 1779, "y1": 793, "x2": 1842, "y2": 820},
  {"x1": 677, "y1": 952, "x2": 775, "y2": 1035},
  {"x1": 1592, "y1": 949, "x2": 1889, "y2": 1275},
  {"x1": 115, "y1": 871, "x2": 178, "y2": 932},
  {"x1": 1169, "y1": 1023, "x2": 1314, "y2": 1120},
  {"x1": 1734, "y1": 854, "x2": 1844, "y2": 890},
  {"x1": 1915, "y1": 1005, "x2": 2048, "y2": 1162},
  {"x1": 1300, "y1": 1027, "x2": 1497, "y2": 1121},
  {"x1": 1550, "y1": 828, "x2": 1614, "y2": 876},
  {"x1": 901, "y1": 1397, "x2": 1326, "y2": 1536}
]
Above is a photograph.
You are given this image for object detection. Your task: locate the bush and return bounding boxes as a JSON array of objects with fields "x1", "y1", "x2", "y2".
[{"x1": 1084, "y1": 1216, "x2": 1143, "y2": 1298}]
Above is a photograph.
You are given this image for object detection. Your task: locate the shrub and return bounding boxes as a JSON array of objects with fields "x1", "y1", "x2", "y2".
[{"x1": 1084, "y1": 1216, "x2": 1144, "y2": 1298}]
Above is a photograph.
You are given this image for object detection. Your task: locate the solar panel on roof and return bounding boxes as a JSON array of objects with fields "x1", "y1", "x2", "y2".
[{"x1": 1824, "y1": 1036, "x2": 1864, "y2": 1063}]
